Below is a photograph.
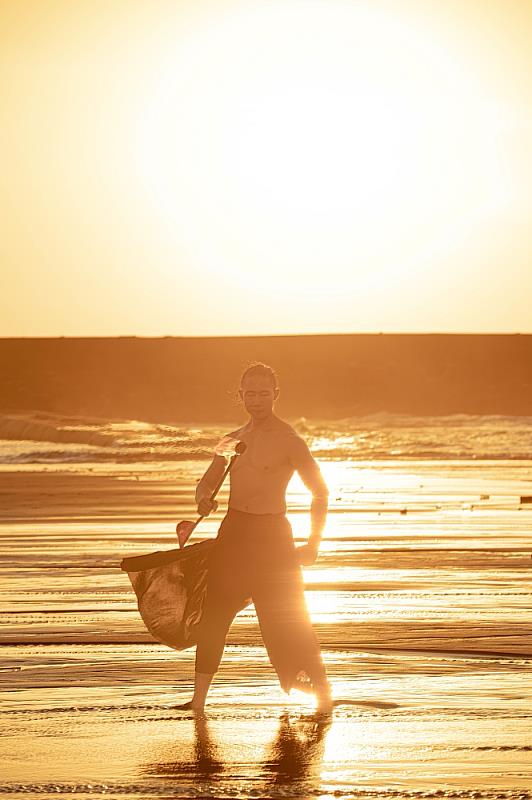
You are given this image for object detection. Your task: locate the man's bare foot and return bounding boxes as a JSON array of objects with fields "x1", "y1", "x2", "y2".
[{"x1": 174, "y1": 700, "x2": 205, "y2": 711}]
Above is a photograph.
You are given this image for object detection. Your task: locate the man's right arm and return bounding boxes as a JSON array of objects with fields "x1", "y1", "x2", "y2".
[{"x1": 195, "y1": 455, "x2": 226, "y2": 515}]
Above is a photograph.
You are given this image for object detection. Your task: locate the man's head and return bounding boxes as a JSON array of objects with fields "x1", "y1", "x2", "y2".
[{"x1": 239, "y1": 362, "x2": 279, "y2": 422}]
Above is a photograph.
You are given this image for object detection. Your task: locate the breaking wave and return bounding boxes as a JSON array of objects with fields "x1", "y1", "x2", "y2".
[{"x1": 1, "y1": 411, "x2": 532, "y2": 464}]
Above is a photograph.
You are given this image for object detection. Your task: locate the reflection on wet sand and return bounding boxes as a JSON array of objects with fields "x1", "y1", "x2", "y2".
[
  {"x1": 261, "y1": 712, "x2": 329, "y2": 788},
  {"x1": 2, "y1": 459, "x2": 531, "y2": 797},
  {"x1": 141, "y1": 714, "x2": 224, "y2": 783},
  {"x1": 143, "y1": 710, "x2": 330, "y2": 793}
]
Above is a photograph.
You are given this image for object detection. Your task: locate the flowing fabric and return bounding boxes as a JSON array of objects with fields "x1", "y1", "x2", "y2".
[
  {"x1": 121, "y1": 540, "x2": 230, "y2": 650},
  {"x1": 121, "y1": 513, "x2": 325, "y2": 693}
]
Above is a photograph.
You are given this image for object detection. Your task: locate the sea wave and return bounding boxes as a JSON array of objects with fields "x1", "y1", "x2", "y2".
[
  {"x1": 1, "y1": 410, "x2": 532, "y2": 464},
  {"x1": 0, "y1": 415, "x2": 114, "y2": 447},
  {"x1": 296, "y1": 412, "x2": 532, "y2": 429}
]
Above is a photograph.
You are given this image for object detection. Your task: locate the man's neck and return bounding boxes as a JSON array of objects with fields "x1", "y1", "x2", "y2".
[{"x1": 248, "y1": 412, "x2": 276, "y2": 430}]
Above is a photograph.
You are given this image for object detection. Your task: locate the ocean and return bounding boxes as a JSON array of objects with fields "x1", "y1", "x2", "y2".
[
  {"x1": 2, "y1": 410, "x2": 532, "y2": 463},
  {"x1": 0, "y1": 412, "x2": 531, "y2": 799}
]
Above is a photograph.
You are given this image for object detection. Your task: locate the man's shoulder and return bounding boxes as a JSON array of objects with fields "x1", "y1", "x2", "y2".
[
  {"x1": 268, "y1": 416, "x2": 300, "y2": 437},
  {"x1": 273, "y1": 419, "x2": 311, "y2": 453},
  {"x1": 227, "y1": 423, "x2": 249, "y2": 439}
]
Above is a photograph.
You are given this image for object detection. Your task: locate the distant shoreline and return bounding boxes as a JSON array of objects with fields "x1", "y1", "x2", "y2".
[{"x1": 1, "y1": 334, "x2": 531, "y2": 421}]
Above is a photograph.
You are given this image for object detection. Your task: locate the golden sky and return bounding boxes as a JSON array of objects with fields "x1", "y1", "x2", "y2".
[{"x1": 1, "y1": 0, "x2": 531, "y2": 336}]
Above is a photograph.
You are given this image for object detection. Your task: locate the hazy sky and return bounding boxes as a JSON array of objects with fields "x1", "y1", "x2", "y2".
[{"x1": 2, "y1": 0, "x2": 532, "y2": 336}]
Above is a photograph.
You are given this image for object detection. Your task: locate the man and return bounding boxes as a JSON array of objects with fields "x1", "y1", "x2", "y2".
[{"x1": 179, "y1": 362, "x2": 332, "y2": 714}]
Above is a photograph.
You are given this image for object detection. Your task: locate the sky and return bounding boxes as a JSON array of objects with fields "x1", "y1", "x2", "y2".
[{"x1": 1, "y1": 0, "x2": 532, "y2": 336}]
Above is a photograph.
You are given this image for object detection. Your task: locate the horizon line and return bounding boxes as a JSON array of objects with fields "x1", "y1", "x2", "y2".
[{"x1": 0, "y1": 331, "x2": 530, "y2": 341}]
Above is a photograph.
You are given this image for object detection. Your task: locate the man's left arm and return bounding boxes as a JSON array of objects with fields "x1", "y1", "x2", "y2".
[{"x1": 290, "y1": 436, "x2": 329, "y2": 565}]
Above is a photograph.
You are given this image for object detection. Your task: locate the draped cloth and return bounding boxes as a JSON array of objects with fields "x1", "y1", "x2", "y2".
[
  {"x1": 121, "y1": 540, "x2": 230, "y2": 650},
  {"x1": 121, "y1": 512, "x2": 325, "y2": 694}
]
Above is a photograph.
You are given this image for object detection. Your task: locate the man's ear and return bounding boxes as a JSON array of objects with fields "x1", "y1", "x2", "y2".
[
  {"x1": 238, "y1": 389, "x2": 244, "y2": 403},
  {"x1": 274, "y1": 387, "x2": 280, "y2": 400}
]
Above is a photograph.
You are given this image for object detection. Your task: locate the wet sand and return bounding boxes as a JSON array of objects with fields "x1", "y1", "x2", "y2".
[{"x1": 1, "y1": 460, "x2": 531, "y2": 799}]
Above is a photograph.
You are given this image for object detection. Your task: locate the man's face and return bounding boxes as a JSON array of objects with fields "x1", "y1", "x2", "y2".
[{"x1": 239, "y1": 375, "x2": 279, "y2": 421}]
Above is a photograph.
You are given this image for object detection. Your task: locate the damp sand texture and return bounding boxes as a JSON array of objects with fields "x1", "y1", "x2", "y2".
[{"x1": 1, "y1": 458, "x2": 531, "y2": 800}]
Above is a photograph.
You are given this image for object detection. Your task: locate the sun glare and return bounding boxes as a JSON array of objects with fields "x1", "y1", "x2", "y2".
[{"x1": 138, "y1": 1, "x2": 503, "y2": 296}]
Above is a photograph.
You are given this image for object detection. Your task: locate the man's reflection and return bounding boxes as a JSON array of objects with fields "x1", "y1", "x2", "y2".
[
  {"x1": 143, "y1": 709, "x2": 330, "y2": 791},
  {"x1": 143, "y1": 713, "x2": 224, "y2": 782},
  {"x1": 261, "y1": 711, "x2": 330, "y2": 788}
]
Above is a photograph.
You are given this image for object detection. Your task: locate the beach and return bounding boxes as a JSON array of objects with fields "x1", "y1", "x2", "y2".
[
  {"x1": 3, "y1": 0, "x2": 532, "y2": 791},
  {"x1": 1, "y1": 439, "x2": 531, "y2": 799}
]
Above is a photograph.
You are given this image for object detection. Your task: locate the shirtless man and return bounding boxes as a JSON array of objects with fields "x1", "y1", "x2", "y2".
[{"x1": 180, "y1": 362, "x2": 332, "y2": 714}]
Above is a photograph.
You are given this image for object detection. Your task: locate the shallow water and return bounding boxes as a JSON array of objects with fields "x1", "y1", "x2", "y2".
[{"x1": 1, "y1": 459, "x2": 531, "y2": 798}]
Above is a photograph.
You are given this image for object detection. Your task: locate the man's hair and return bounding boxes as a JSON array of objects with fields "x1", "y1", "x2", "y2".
[{"x1": 240, "y1": 361, "x2": 279, "y2": 389}]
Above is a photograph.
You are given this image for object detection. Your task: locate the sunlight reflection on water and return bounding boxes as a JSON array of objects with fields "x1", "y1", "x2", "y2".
[{"x1": 1, "y1": 459, "x2": 531, "y2": 798}]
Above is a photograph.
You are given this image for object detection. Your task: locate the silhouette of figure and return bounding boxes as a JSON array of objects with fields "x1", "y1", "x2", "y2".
[
  {"x1": 261, "y1": 711, "x2": 330, "y2": 791},
  {"x1": 177, "y1": 362, "x2": 332, "y2": 714},
  {"x1": 142, "y1": 710, "x2": 330, "y2": 797},
  {"x1": 141, "y1": 713, "x2": 224, "y2": 784}
]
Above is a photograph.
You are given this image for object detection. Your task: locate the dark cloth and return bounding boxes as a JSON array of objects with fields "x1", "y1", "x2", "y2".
[
  {"x1": 121, "y1": 539, "x2": 222, "y2": 650},
  {"x1": 121, "y1": 509, "x2": 325, "y2": 693},
  {"x1": 196, "y1": 509, "x2": 326, "y2": 692}
]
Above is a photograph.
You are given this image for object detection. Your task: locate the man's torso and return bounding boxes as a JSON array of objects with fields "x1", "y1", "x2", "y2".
[{"x1": 227, "y1": 417, "x2": 299, "y2": 514}]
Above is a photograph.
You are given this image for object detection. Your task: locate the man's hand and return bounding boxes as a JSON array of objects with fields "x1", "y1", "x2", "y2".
[
  {"x1": 197, "y1": 498, "x2": 219, "y2": 517},
  {"x1": 296, "y1": 542, "x2": 319, "y2": 566}
]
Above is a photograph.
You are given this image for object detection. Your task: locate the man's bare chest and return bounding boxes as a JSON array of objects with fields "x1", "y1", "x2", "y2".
[{"x1": 233, "y1": 432, "x2": 292, "y2": 475}]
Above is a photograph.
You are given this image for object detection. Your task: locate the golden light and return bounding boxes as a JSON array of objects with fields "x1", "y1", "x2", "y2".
[{"x1": 138, "y1": 1, "x2": 505, "y2": 299}]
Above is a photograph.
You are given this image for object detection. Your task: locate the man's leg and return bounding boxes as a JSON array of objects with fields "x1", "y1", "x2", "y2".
[
  {"x1": 176, "y1": 670, "x2": 215, "y2": 711},
  {"x1": 177, "y1": 559, "x2": 249, "y2": 711},
  {"x1": 253, "y1": 556, "x2": 332, "y2": 714},
  {"x1": 305, "y1": 661, "x2": 333, "y2": 714}
]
